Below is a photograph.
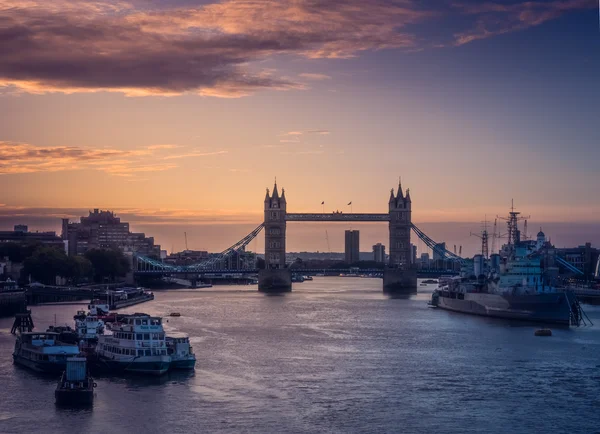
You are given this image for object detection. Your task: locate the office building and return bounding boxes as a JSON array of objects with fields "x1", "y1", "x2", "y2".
[
  {"x1": 345, "y1": 230, "x2": 360, "y2": 264},
  {"x1": 411, "y1": 244, "x2": 417, "y2": 264},
  {"x1": 61, "y1": 209, "x2": 160, "y2": 257},
  {"x1": 433, "y1": 242, "x2": 446, "y2": 261},
  {"x1": 0, "y1": 225, "x2": 65, "y2": 250},
  {"x1": 373, "y1": 243, "x2": 386, "y2": 263}
]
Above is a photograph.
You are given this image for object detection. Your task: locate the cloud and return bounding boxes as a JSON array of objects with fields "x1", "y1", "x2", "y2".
[
  {"x1": 163, "y1": 150, "x2": 229, "y2": 160},
  {"x1": 282, "y1": 130, "x2": 330, "y2": 136},
  {"x1": 0, "y1": 0, "x2": 429, "y2": 97},
  {"x1": 299, "y1": 73, "x2": 332, "y2": 80},
  {"x1": 147, "y1": 144, "x2": 182, "y2": 150},
  {"x1": 0, "y1": 0, "x2": 589, "y2": 97},
  {"x1": 452, "y1": 0, "x2": 595, "y2": 45},
  {"x1": 0, "y1": 141, "x2": 227, "y2": 176}
]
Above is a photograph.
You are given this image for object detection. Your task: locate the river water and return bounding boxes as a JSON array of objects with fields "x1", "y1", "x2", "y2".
[{"x1": 1, "y1": 278, "x2": 599, "y2": 434}]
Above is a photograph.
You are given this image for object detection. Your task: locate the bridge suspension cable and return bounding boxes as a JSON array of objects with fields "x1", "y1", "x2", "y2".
[
  {"x1": 555, "y1": 257, "x2": 584, "y2": 276},
  {"x1": 410, "y1": 224, "x2": 466, "y2": 265},
  {"x1": 136, "y1": 224, "x2": 264, "y2": 272}
]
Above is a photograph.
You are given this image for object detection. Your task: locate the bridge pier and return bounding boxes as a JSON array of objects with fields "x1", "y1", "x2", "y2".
[
  {"x1": 258, "y1": 269, "x2": 292, "y2": 293},
  {"x1": 383, "y1": 268, "x2": 418, "y2": 294}
]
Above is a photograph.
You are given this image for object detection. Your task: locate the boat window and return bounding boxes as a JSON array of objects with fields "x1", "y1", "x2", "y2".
[
  {"x1": 142, "y1": 319, "x2": 148, "y2": 325},
  {"x1": 143, "y1": 333, "x2": 150, "y2": 340},
  {"x1": 136, "y1": 334, "x2": 142, "y2": 340},
  {"x1": 145, "y1": 350, "x2": 151, "y2": 356},
  {"x1": 135, "y1": 319, "x2": 141, "y2": 325}
]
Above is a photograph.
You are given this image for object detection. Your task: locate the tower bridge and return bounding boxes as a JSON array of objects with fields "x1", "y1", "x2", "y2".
[
  {"x1": 134, "y1": 180, "x2": 464, "y2": 292},
  {"x1": 260, "y1": 180, "x2": 415, "y2": 292}
]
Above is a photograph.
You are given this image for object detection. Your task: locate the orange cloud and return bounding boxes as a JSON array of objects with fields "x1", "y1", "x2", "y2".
[{"x1": 0, "y1": 141, "x2": 227, "y2": 176}]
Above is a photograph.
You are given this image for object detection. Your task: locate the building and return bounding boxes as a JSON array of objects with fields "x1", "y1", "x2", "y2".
[
  {"x1": 345, "y1": 230, "x2": 360, "y2": 264},
  {"x1": 433, "y1": 242, "x2": 446, "y2": 261},
  {"x1": 61, "y1": 209, "x2": 160, "y2": 257},
  {"x1": 411, "y1": 244, "x2": 417, "y2": 264},
  {"x1": 0, "y1": 225, "x2": 65, "y2": 250},
  {"x1": 165, "y1": 250, "x2": 209, "y2": 266},
  {"x1": 373, "y1": 243, "x2": 385, "y2": 263}
]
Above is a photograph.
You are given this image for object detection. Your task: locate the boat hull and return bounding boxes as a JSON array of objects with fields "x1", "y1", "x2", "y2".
[
  {"x1": 13, "y1": 354, "x2": 67, "y2": 374},
  {"x1": 171, "y1": 358, "x2": 196, "y2": 370},
  {"x1": 55, "y1": 388, "x2": 94, "y2": 406},
  {"x1": 95, "y1": 355, "x2": 170, "y2": 376},
  {"x1": 434, "y1": 291, "x2": 574, "y2": 325}
]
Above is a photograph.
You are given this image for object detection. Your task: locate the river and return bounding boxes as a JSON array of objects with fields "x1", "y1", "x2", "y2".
[{"x1": 1, "y1": 278, "x2": 599, "y2": 433}]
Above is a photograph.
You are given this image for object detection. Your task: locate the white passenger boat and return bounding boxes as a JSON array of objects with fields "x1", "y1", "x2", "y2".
[{"x1": 95, "y1": 314, "x2": 170, "y2": 375}]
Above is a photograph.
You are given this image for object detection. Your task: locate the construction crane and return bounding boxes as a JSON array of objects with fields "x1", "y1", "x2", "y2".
[
  {"x1": 523, "y1": 219, "x2": 528, "y2": 241},
  {"x1": 184, "y1": 232, "x2": 189, "y2": 251}
]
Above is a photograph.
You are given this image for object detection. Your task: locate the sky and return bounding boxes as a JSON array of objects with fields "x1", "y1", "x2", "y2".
[{"x1": 0, "y1": 0, "x2": 598, "y2": 255}]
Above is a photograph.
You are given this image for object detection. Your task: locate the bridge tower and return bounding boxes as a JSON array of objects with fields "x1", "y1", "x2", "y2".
[
  {"x1": 388, "y1": 180, "x2": 412, "y2": 268},
  {"x1": 259, "y1": 180, "x2": 292, "y2": 292},
  {"x1": 384, "y1": 179, "x2": 417, "y2": 293}
]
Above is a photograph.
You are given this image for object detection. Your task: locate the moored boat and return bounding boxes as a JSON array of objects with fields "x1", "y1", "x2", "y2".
[
  {"x1": 55, "y1": 357, "x2": 96, "y2": 406},
  {"x1": 94, "y1": 313, "x2": 170, "y2": 375},
  {"x1": 166, "y1": 335, "x2": 196, "y2": 370},
  {"x1": 13, "y1": 332, "x2": 80, "y2": 373},
  {"x1": 431, "y1": 206, "x2": 586, "y2": 326}
]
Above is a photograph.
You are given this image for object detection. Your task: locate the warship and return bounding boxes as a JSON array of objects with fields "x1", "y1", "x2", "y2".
[{"x1": 431, "y1": 205, "x2": 584, "y2": 326}]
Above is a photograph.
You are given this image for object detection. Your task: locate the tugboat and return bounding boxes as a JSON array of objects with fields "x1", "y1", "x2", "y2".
[
  {"x1": 55, "y1": 357, "x2": 96, "y2": 406},
  {"x1": 166, "y1": 335, "x2": 196, "y2": 369},
  {"x1": 13, "y1": 332, "x2": 81, "y2": 373},
  {"x1": 94, "y1": 313, "x2": 170, "y2": 375}
]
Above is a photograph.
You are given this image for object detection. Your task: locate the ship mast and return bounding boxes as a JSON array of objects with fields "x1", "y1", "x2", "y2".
[
  {"x1": 497, "y1": 200, "x2": 529, "y2": 256},
  {"x1": 470, "y1": 216, "x2": 490, "y2": 259}
]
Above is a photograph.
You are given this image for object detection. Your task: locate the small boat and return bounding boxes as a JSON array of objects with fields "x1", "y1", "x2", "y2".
[
  {"x1": 168, "y1": 312, "x2": 181, "y2": 317},
  {"x1": 166, "y1": 336, "x2": 196, "y2": 370},
  {"x1": 534, "y1": 328, "x2": 552, "y2": 337},
  {"x1": 55, "y1": 357, "x2": 96, "y2": 406},
  {"x1": 13, "y1": 332, "x2": 80, "y2": 374}
]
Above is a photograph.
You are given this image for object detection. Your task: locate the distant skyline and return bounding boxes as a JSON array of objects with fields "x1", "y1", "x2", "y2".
[{"x1": 0, "y1": 0, "x2": 598, "y2": 255}]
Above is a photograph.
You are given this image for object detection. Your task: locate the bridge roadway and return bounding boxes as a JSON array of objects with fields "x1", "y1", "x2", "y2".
[
  {"x1": 285, "y1": 213, "x2": 390, "y2": 222},
  {"x1": 134, "y1": 268, "x2": 457, "y2": 278}
]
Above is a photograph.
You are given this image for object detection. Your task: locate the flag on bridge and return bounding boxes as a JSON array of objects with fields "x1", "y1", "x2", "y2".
[
  {"x1": 347, "y1": 201, "x2": 352, "y2": 206},
  {"x1": 321, "y1": 201, "x2": 324, "y2": 205}
]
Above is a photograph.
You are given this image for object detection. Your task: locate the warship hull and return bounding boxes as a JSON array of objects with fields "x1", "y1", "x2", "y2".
[{"x1": 433, "y1": 290, "x2": 577, "y2": 325}]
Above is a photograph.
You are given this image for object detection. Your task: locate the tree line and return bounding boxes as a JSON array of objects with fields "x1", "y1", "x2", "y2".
[{"x1": 0, "y1": 242, "x2": 130, "y2": 285}]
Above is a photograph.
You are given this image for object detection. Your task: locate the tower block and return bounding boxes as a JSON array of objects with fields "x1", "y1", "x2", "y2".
[
  {"x1": 259, "y1": 181, "x2": 292, "y2": 292},
  {"x1": 384, "y1": 180, "x2": 417, "y2": 293}
]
